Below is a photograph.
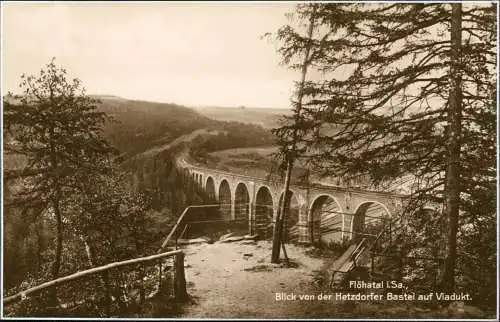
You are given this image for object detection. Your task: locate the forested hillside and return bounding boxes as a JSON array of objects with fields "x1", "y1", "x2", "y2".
[
  {"x1": 191, "y1": 105, "x2": 290, "y2": 129},
  {"x1": 3, "y1": 94, "x2": 277, "y2": 296},
  {"x1": 94, "y1": 96, "x2": 276, "y2": 158},
  {"x1": 95, "y1": 96, "x2": 215, "y2": 158},
  {"x1": 96, "y1": 95, "x2": 276, "y2": 210}
]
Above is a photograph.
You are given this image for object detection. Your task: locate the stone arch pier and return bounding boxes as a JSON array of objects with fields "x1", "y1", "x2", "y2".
[{"x1": 186, "y1": 164, "x2": 408, "y2": 245}]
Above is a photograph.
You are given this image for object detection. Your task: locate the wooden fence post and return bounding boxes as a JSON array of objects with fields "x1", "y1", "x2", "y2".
[
  {"x1": 173, "y1": 252, "x2": 188, "y2": 302},
  {"x1": 102, "y1": 270, "x2": 112, "y2": 316},
  {"x1": 139, "y1": 263, "x2": 145, "y2": 306},
  {"x1": 157, "y1": 260, "x2": 163, "y2": 293}
]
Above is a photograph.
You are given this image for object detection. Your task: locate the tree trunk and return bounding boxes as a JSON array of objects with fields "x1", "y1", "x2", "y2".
[
  {"x1": 80, "y1": 232, "x2": 114, "y2": 314},
  {"x1": 36, "y1": 220, "x2": 44, "y2": 274},
  {"x1": 80, "y1": 234, "x2": 95, "y2": 267},
  {"x1": 271, "y1": 159, "x2": 293, "y2": 263},
  {"x1": 439, "y1": 3, "x2": 462, "y2": 293},
  {"x1": 49, "y1": 193, "x2": 63, "y2": 309},
  {"x1": 270, "y1": 4, "x2": 317, "y2": 263},
  {"x1": 47, "y1": 103, "x2": 63, "y2": 309}
]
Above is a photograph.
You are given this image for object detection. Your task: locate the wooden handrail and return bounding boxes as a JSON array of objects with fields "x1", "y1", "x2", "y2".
[
  {"x1": 335, "y1": 229, "x2": 378, "y2": 237},
  {"x1": 370, "y1": 252, "x2": 444, "y2": 262},
  {"x1": 351, "y1": 238, "x2": 367, "y2": 260},
  {"x1": 185, "y1": 218, "x2": 247, "y2": 225},
  {"x1": 178, "y1": 224, "x2": 190, "y2": 244},
  {"x1": 369, "y1": 216, "x2": 402, "y2": 251},
  {"x1": 3, "y1": 249, "x2": 183, "y2": 306},
  {"x1": 157, "y1": 204, "x2": 220, "y2": 253},
  {"x1": 176, "y1": 217, "x2": 249, "y2": 247}
]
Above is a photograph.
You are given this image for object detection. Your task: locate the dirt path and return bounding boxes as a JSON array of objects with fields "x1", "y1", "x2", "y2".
[
  {"x1": 179, "y1": 240, "x2": 330, "y2": 318},
  {"x1": 175, "y1": 240, "x2": 495, "y2": 319}
]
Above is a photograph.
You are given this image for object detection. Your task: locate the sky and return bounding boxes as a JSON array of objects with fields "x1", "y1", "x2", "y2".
[{"x1": 2, "y1": 2, "x2": 299, "y2": 108}]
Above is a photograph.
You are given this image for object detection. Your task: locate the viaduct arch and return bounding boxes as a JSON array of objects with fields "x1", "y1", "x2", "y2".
[{"x1": 186, "y1": 164, "x2": 409, "y2": 245}]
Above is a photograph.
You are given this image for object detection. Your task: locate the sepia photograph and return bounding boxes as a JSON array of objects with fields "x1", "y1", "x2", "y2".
[{"x1": 1, "y1": 1, "x2": 498, "y2": 320}]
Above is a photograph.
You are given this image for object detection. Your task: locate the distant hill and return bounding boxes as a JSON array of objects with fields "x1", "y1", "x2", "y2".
[
  {"x1": 94, "y1": 96, "x2": 216, "y2": 158},
  {"x1": 191, "y1": 106, "x2": 291, "y2": 129},
  {"x1": 4, "y1": 94, "x2": 279, "y2": 162},
  {"x1": 92, "y1": 96, "x2": 277, "y2": 160}
]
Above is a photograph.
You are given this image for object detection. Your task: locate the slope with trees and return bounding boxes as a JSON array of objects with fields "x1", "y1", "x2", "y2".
[
  {"x1": 3, "y1": 60, "x2": 118, "y2": 306},
  {"x1": 2, "y1": 59, "x2": 279, "y2": 306}
]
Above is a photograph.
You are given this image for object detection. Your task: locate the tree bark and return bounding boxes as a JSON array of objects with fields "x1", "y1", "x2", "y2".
[
  {"x1": 80, "y1": 232, "x2": 114, "y2": 314},
  {"x1": 48, "y1": 110, "x2": 63, "y2": 308},
  {"x1": 49, "y1": 193, "x2": 63, "y2": 309},
  {"x1": 52, "y1": 197, "x2": 63, "y2": 280},
  {"x1": 271, "y1": 160, "x2": 293, "y2": 263},
  {"x1": 439, "y1": 3, "x2": 462, "y2": 293},
  {"x1": 36, "y1": 220, "x2": 45, "y2": 274},
  {"x1": 80, "y1": 234, "x2": 95, "y2": 267},
  {"x1": 270, "y1": 4, "x2": 317, "y2": 263}
]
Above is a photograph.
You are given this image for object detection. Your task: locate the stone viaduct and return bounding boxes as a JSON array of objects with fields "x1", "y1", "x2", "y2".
[{"x1": 183, "y1": 161, "x2": 410, "y2": 246}]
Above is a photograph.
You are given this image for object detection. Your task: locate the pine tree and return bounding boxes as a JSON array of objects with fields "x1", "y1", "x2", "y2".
[
  {"x1": 3, "y1": 59, "x2": 116, "y2": 290},
  {"x1": 269, "y1": 3, "x2": 496, "y2": 291},
  {"x1": 270, "y1": 3, "x2": 318, "y2": 263}
]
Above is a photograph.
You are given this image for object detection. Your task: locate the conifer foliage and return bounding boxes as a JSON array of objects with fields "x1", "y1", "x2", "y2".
[
  {"x1": 270, "y1": 3, "x2": 496, "y2": 293},
  {"x1": 4, "y1": 58, "x2": 116, "y2": 283}
]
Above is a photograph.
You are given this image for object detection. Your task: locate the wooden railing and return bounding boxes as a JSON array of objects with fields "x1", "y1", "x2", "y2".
[
  {"x1": 3, "y1": 250, "x2": 187, "y2": 317},
  {"x1": 157, "y1": 204, "x2": 220, "y2": 253},
  {"x1": 158, "y1": 203, "x2": 253, "y2": 250},
  {"x1": 177, "y1": 218, "x2": 249, "y2": 242},
  {"x1": 3, "y1": 202, "x2": 249, "y2": 317}
]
